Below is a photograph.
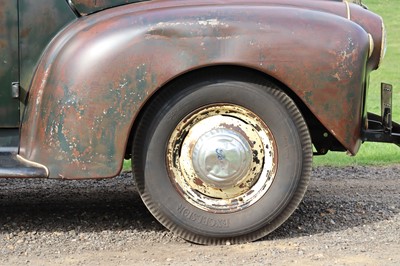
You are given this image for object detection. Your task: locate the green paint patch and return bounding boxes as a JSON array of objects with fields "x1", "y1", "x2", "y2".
[{"x1": 304, "y1": 91, "x2": 313, "y2": 105}]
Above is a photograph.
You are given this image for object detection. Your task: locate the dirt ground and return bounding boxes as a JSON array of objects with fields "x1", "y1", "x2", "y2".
[{"x1": 0, "y1": 165, "x2": 399, "y2": 265}]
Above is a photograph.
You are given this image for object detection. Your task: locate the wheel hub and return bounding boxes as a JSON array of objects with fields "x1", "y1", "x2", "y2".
[
  {"x1": 191, "y1": 126, "x2": 252, "y2": 189},
  {"x1": 167, "y1": 104, "x2": 277, "y2": 213},
  {"x1": 191, "y1": 117, "x2": 253, "y2": 189}
]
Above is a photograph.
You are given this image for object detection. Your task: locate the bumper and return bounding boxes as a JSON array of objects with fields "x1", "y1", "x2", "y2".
[{"x1": 362, "y1": 83, "x2": 400, "y2": 146}]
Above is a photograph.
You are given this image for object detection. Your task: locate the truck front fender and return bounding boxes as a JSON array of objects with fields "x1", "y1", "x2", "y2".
[{"x1": 20, "y1": 1, "x2": 369, "y2": 179}]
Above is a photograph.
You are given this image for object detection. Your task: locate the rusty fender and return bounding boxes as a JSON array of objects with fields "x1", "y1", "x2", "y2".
[{"x1": 20, "y1": 1, "x2": 370, "y2": 179}]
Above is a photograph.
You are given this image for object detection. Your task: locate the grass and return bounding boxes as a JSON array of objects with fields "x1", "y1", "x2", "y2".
[
  {"x1": 314, "y1": 0, "x2": 400, "y2": 166},
  {"x1": 124, "y1": 0, "x2": 400, "y2": 171},
  {"x1": 123, "y1": 160, "x2": 131, "y2": 171}
]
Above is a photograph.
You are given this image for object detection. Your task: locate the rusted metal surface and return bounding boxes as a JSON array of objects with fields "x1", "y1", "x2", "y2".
[
  {"x1": 19, "y1": 0, "x2": 378, "y2": 179},
  {"x1": 349, "y1": 4, "x2": 385, "y2": 70},
  {"x1": 0, "y1": 0, "x2": 19, "y2": 128},
  {"x1": 18, "y1": 0, "x2": 77, "y2": 118},
  {"x1": 167, "y1": 104, "x2": 277, "y2": 213},
  {"x1": 69, "y1": 0, "x2": 148, "y2": 15}
]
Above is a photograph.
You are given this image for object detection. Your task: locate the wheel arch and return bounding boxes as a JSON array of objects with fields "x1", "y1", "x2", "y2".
[{"x1": 126, "y1": 65, "x2": 345, "y2": 159}]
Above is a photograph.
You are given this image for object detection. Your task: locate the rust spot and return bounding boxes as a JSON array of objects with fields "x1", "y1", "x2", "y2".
[
  {"x1": 252, "y1": 150, "x2": 260, "y2": 164},
  {"x1": 193, "y1": 177, "x2": 204, "y2": 187},
  {"x1": 20, "y1": 28, "x2": 31, "y2": 38}
]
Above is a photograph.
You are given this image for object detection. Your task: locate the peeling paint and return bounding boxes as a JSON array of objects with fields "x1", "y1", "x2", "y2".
[
  {"x1": 16, "y1": 0, "x2": 382, "y2": 179},
  {"x1": 167, "y1": 104, "x2": 277, "y2": 213}
]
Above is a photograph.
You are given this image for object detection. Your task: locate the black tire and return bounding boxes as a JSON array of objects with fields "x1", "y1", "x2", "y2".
[{"x1": 132, "y1": 69, "x2": 312, "y2": 244}]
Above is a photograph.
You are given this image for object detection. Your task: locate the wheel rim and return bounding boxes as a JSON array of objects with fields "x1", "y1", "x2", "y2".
[{"x1": 167, "y1": 104, "x2": 278, "y2": 213}]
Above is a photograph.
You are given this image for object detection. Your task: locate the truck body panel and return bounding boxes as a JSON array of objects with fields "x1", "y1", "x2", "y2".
[
  {"x1": 0, "y1": 1, "x2": 19, "y2": 128},
  {"x1": 19, "y1": 1, "x2": 369, "y2": 179}
]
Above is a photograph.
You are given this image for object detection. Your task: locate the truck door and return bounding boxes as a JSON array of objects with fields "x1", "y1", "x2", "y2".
[{"x1": 0, "y1": 1, "x2": 19, "y2": 128}]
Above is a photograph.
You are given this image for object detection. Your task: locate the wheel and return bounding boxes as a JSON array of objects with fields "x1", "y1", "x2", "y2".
[{"x1": 132, "y1": 70, "x2": 312, "y2": 244}]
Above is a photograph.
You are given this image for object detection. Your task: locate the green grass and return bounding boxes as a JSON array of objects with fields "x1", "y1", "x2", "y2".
[
  {"x1": 123, "y1": 160, "x2": 131, "y2": 171},
  {"x1": 314, "y1": 0, "x2": 400, "y2": 166}
]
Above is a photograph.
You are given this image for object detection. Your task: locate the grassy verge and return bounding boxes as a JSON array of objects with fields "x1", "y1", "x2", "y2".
[{"x1": 314, "y1": 0, "x2": 400, "y2": 166}]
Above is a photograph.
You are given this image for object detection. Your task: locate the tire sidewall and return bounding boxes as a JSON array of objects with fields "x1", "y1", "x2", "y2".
[{"x1": 141, "y1": 80, "x2": 306, "y2": 239}]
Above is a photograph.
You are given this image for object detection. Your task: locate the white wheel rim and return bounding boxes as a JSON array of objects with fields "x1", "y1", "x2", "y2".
[{"x1": 167, "y1": 104, "x2": 277, "y2": 213}]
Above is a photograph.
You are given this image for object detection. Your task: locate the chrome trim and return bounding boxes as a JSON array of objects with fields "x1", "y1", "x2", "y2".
[
  {"x1": 17, "y1": 155, "x2": 49, "y2": 177},
  {"x1": 379, "y1": 20, "x2": 387, "y2": 68},
  {"x1": 67, "y1": 0, "x2": 81, "y2": 17},
  {"x1": 368, "y1": 33, "x2": 374, "y2": 58},
  {"x1": 344, "y1": 1, "x2": 351, "y2": 20},
  {"x1": 0, "y1": 147, "x2": 18, "y2": 153}
]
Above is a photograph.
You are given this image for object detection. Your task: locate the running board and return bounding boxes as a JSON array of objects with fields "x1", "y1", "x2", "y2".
[{"x1": 0, "y1": 152, "x2": 48, "y2": 178}]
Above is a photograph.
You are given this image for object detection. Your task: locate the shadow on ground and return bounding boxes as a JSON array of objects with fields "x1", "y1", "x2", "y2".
[{"x1": 0, "y1": 167, "x2": 399, "y2": 240}]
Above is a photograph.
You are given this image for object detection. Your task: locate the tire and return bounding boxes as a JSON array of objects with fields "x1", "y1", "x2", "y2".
[{"x1": 132, "y1": 69, "x2": 312, "y2": 244}]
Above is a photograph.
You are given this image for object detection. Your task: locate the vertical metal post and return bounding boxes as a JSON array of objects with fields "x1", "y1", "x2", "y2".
[{"x1": 381, "y1": 83, "x2": 393, "y2": 131}]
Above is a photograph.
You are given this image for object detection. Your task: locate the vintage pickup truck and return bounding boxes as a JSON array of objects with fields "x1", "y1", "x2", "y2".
[{"x1": 0, "y1": 0, "x2": 397, "y2": 244}]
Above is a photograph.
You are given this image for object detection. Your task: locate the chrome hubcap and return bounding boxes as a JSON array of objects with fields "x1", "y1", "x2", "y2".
[
  {"x1": 191, "y1": 126, "x2": 252, "y2": 189},
  {"x1": 167, "y1": 104, "x2": 277, "y2": 213}
]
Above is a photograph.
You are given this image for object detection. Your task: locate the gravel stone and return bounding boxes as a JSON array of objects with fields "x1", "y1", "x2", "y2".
[{"x1": 0, "y1": 166, "x2": 399, "y2": 265}]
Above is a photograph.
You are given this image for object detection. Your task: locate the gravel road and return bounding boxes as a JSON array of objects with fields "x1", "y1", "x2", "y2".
[{"x1": 0, "y1": 166, "x2": 399, "y2": 265}]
